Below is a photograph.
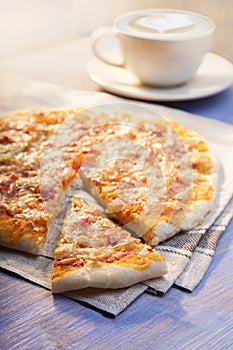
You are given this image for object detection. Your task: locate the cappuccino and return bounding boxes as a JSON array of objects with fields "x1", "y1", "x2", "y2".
[
  {"x1": 117, "y1": 10, "x2": 214, "y2": 39},
  {"x1": 93, "y1": 9, "x2": 215, "y2": 86}
]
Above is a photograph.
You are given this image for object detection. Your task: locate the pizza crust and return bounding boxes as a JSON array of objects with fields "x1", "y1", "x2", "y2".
[
  {"x1": 0, "y1": 229, "x2": 44, "y2": 255},
  {"x1": 0, "y1": 214, "x2": 46, "y2": 255},
  {"x1": 52, "y1": 260, "x2": 167, "y2": 293}
]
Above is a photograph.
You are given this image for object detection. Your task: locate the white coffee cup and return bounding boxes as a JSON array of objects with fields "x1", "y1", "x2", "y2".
[{"x1": 92, "y1": 8, "x2": 215, "y2": 87}]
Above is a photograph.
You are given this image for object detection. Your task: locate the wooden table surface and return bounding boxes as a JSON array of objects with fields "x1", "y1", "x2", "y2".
[{"x1": 0, "y1": 37, "x2": 233, "y2": 350}]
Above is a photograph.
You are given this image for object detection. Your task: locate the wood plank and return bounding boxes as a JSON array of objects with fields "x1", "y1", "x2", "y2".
[{"x1": 1, "y1": 218, "x2": 232, "y2": 350}]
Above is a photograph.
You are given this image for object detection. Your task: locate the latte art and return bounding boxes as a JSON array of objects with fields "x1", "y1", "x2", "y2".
[
  {"x1": 117, "y1": 11, "x2": 214, "y2": 39},
  {"x1": 130, "y1": 14, "x2": 196, "y2": 34}
]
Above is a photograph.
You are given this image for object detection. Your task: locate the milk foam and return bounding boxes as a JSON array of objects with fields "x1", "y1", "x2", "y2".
[{"x1": 117, "y1": 11, "x2": 213, "y2": 39}]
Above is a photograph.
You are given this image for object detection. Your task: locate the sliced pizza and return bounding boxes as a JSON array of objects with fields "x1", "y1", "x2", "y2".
[{"x1": 52, "y1": 196, "x2": 167, "y2": 292}]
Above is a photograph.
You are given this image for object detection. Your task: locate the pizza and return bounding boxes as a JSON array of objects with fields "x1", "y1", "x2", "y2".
[
  {"x1": 52, "y1": 196, "x2": 167, "y2": 292},
  {"x1": 0, "y1": 106, "x2": 219, "y2": 291}
]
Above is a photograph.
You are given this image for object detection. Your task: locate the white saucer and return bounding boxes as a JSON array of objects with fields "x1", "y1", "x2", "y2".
[{"x1": 87, "y1": 53, "x2": 233, "y2": 101}]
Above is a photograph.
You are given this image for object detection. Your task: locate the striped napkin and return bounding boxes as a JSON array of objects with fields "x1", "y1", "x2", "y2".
[{"x1": 0, "y1": 76, "x2": 233, "y2": 316}]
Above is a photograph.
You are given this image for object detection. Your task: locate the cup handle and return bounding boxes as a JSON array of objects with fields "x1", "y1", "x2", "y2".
[{"x1": 92, "y1": 27, "x2": 124, "y2": 67}]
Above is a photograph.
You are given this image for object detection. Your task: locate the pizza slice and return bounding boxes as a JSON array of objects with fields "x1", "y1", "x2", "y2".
[
  {"x1": 0, "y1": 108, "x2": 82, "y2": 254},
  {"x1": 76, "y1": 117, "x2": 218, "y2": 246},
  {"x1": 51, "y1": 196, "x2": 167, "y2": 292},
  {"x1": 0, "y1": 112, "x2": 52, "y2": 254}
]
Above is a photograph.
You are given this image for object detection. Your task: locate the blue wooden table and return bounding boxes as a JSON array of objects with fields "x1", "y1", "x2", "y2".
[{"x1": 1, "y1": 84, "x2": 233, "y2": 350}]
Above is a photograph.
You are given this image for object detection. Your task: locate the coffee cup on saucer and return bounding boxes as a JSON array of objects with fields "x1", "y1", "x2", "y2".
[{"x1": 92, "y1": 8, "x2": 215, "y2": 87}]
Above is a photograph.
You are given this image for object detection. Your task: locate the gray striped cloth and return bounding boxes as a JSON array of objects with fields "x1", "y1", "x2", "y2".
[{"x1": 1, "y1": 193, "x2": 232, "y2": 317}]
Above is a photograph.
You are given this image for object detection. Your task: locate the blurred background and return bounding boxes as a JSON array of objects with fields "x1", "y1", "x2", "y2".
[
  {"x1": 0, "y1": 0, "x2": 232, "y2": 60},
  {"x1": 0, "y1": 0, "x2": 232, "y2": 89}
]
